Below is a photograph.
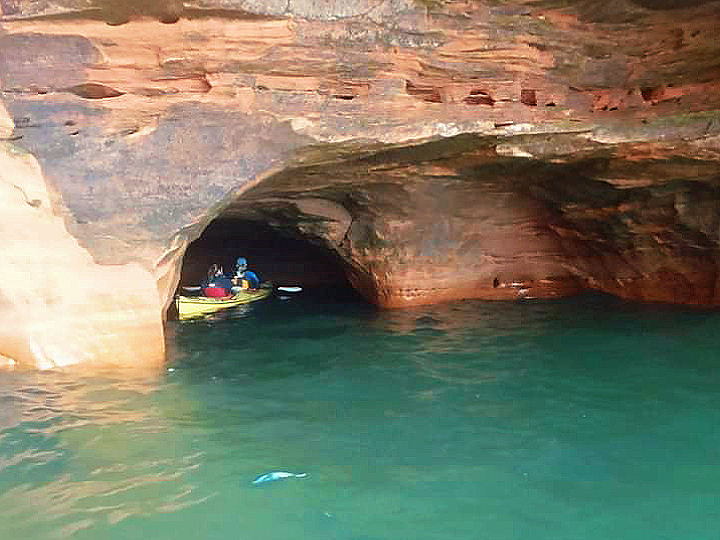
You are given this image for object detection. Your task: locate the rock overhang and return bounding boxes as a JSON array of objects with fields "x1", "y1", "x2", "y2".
[
  {"x1": 1, "y1": 0, "x2": 720, "y2": 364},
  {"x1": 218, "y1": 124, "x2": 720, "y2": 305}
]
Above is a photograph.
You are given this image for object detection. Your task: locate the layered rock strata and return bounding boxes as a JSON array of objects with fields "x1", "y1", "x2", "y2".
[
  {"x1": 226, "y1": 129, "x2": 720, "y2": 307},
  {"x1": 1, "y1": 0, "x2": 720, "y2": 365}
]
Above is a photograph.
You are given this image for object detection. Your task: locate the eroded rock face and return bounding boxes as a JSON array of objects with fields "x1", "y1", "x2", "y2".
[
  {"x1": 0, "y1": 141, "x2": 164, "y2": 368},
  {"x1": 1, "y1": 0, "x2": 720, "y2": 364},
  {"x1": 225, "y1": 131, "x2": 720, "y2": 306}
]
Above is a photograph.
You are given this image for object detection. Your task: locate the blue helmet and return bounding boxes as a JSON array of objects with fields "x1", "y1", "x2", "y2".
[{"x1": 236, "y1": 257, "x2": 247, "y2": 269}]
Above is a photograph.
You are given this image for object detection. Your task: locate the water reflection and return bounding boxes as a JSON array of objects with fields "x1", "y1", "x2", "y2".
[
  {"x1": 3, "y1": 294, "x2": 717, "y2": 540},
  {"x1": 369, "y1": 300, "x2": 540, "y2": 387},
  {"x1": 0, "y1": 365, "x2": 207, "y2": 538}
]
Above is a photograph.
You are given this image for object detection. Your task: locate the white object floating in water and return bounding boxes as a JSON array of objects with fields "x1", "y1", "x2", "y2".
[
  {"x1": 277, "y1": 286, "x2": 303, "y2": 293},
  {"x1": 252, "y1": 471, "x2": 307, "y2": 485}
]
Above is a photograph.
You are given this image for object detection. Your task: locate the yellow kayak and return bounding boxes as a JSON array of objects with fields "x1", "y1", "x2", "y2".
[{"x1": 175, "y1": 286, "x2": 272, "y2": 320}]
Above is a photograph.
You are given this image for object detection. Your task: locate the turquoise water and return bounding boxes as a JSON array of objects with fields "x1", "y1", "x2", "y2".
[{"x1": 1, "y1": 291, "x2": 719, "y2": 539}]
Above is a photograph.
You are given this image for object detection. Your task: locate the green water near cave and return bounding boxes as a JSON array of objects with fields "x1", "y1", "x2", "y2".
[{"x1": 1, "y1": 291, "x2": 719, "y2": 539}]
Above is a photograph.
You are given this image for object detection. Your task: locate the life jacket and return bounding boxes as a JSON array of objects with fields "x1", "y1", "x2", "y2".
[
  {"x1": 234, "y1": 271, "x2": 251, "y2": 289},
  {"x1": 203, "y1": 285, "x2": 229, "y2": 298}
]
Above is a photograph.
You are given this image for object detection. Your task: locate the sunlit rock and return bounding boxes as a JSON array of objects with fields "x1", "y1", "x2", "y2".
[
  {"x1": 0, "y1": 142, "x2": 164, "y2": 369},
  {"x1": 0, "y1": 101, "x2": 13, "y2": 139},
  {"x1": 1, "y1": 0, "x2": 720, "y2": 364}
]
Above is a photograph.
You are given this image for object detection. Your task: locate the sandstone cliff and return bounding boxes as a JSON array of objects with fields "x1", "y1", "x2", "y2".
[{"x1": 1, "y1": 0, "x2": 720, "y2": 366}]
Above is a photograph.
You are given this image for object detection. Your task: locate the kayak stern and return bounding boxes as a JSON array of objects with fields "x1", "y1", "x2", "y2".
[{"x1": 175, "y1": 286, "x2": 271, "y2": 320}]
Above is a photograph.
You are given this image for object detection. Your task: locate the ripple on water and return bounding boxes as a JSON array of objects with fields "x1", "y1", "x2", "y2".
[
  {"x1": 0, "y1": 366, "x2": 217, "y2": 539},
  {"x1": 2, "y1": 295, "x2": 720, "y2": 539}
]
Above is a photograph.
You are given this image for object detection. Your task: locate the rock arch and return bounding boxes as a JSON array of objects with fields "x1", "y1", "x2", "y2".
[{"x1": 2, "y1": 0, "x2": 720, "y2": 367}]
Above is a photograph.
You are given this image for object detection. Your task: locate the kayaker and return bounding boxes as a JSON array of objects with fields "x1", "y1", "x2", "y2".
[
  {"x1": 201, "y1": 264, "x2": 233, "y2": 297},
  {"x1": 232, "y1": 257, "x2": 261, "y2": 290}
]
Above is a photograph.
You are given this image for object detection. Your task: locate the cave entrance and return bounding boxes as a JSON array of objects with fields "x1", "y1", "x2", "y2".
[{"x1": 175, "y1": 217, "x2": 360, "y2": 306}]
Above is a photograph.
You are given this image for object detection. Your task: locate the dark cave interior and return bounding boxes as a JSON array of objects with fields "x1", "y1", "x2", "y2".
[{"x1": 175, "y1": 217, "x2": 358, "y2": 300}]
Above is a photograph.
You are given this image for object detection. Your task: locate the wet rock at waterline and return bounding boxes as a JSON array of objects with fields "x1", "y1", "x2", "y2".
[{"x1": 1, "y1": 0, "x2": 720, "y2": 366}]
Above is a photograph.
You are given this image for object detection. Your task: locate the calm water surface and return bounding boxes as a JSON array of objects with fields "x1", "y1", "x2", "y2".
[{"x1": 1, "y1": 291, "x2": 719, "y2": 539}]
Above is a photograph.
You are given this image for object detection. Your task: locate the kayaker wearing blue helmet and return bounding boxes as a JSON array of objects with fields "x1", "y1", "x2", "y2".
[{"x1": 232, "y1": 257, "x2": 261, "y2": 290}]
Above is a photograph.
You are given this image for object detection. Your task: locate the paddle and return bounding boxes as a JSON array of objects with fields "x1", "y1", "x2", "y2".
[{"x1": 184, "y1": 285, "x2": 302, "y2": 293}]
